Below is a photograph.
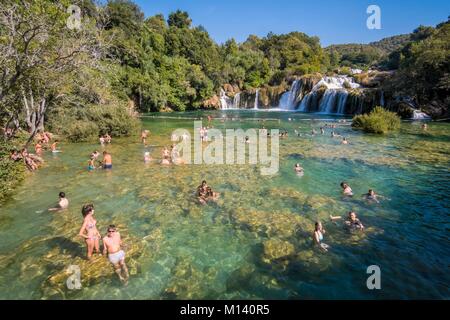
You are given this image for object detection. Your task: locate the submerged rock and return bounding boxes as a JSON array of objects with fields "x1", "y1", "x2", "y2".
[{"x1": 262, "y1": 239, "x2": 295, "y2": 262}]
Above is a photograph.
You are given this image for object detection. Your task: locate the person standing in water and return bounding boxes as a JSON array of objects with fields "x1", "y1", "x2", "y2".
[
  {"x1": 51, "y1": 140, "x2": 60, "y2": 153},
  {"x1": 102, "y1": 151, "x2": 112, "y2": 169},
  {"x1": 78, "y1": 204, "x2": 101, "y2": 260},
  {"x1": 313, "y1": 221, "x2": 329, "y2": 252},
  {"x1": 341, "y1": 137, "x2": 349, "y2": 144},
  {"x1": 141, "y1": 130, "x2": 149, "y2": 145},
  {"x1": 340, "y1": 182, "x2": 353, "y2": 196},
  {"x1": 144, "y1": 151, "x2": 152, "y2": 163},
  {"x1": 35, "y1": 141, "x2": 43, "y2": 154},
  {"x1": 88, "y1": 156, "x2": 96, "y2": 171},
  {"x1": 103, "y1": 225, "x2": 129, "y2": 285},
  {"x1": 48, "y1": 192, "x2": 69, "y2": 211}
]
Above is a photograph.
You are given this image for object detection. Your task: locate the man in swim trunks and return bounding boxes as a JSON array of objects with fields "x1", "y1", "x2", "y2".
[
  {"x1": 103, "y1": 225, "x2": 129, "y2": 285},
  {"x1": 102, "y1": 151, "x2": 112, "y2": 169},
  {"x1": 48, "y1": 192, "x2": 69, "y2": 211}
]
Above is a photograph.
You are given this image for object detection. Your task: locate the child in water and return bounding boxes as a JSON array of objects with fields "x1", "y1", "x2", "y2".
[{"x1": 48, "y1": 192, "x2": 69, "y2": 211}]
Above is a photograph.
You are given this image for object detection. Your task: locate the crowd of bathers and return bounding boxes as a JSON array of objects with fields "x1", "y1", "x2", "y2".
[{"x1": 17, "y1": 117, "x2": 394, "y2": 286}]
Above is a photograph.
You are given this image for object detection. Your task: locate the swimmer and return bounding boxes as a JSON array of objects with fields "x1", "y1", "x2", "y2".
[
  {"x1": 91, "y1": 150, "x2": 100, "y2": 160},
  {"x1": 48, "y1": 192, "x2": 69, "y2": 211},
  {"x1": 197, "y1": 180, "x2": 208, "y2": 205},
  {"x1": 79, "y1": 204, "x2": 101, "y2": 260},
  {"x1": 341, "y1": 137, "x2": 349, "y2": 145},
  {"x1": 331, "y1": 131, "x2": 335, "y2": 138},
  {"x1": 51, "y1": 140, "x2": 61, "y2": 153},
  {"x1": 99, "y1": 135, "x2": 105, "y2": 146},
  {"x1": 313, "y1": 221, "x2": 329, "y2": 252},
  {"x1": 294, "y1": 163, "x2": 304, "y2": 175},
  {"x1": 320, "y1": 127, "x2": 325, "y2": 135},
  {"x1": 206, "y1": 186, "x2": 220, "y2": 202},
  {"x1": 103, "y1": 225, "x2": 129, "y2": 285},
  {"x1": 363, "y1": 189, "x2": 387, "y2": 203},
  {"x1": 161, "y1": 147, "x2": 171, "y2": 165},
  {"x1": 104, "y1": 133, "x2": 112, "y2": 144},
  {"x1": 102, "y1": 151, "x2": 112, "y2": 169},
  {"x1": 330, "y1": 211, "x2": 364, "y2": 231},
  {"x1": 144, "y1": 151, "x2": 152, "y2": 163},
  {"x1": 340, "y1": 182, "x2": 353, "y2": 196},
  {"x1": 421, "y1": 123, "x2": 428, "y2": 131},
  {"x1": 88, "y1": 156, "x2": 96, "y2": 171}
]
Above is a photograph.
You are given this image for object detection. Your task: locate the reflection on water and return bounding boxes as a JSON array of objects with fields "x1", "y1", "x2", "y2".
[{"x1": 0, "y1": 111, "x2": 449, "y2": 299}]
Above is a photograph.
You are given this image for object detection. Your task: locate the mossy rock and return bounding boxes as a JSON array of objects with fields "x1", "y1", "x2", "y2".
[{"x1": 262, "y1": 239, "x2": 295, "y2": 262}]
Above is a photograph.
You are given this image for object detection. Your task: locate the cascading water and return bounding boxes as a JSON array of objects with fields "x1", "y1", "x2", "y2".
[
  {"x1": 254, "y1": 89, "x2": 259, "y2": 110},
  {"x1": 279, "y1": 80, "x2": 303, "y2": 110},
  {"x1": 412, "y1": 110, "x2": 431, "y2": 120},
  {"x1": 380, "y1": 91, "x2": 385, "y2": 107},
  {"x1": 220, "y1": 89, "x2": 232, "y2": 109},
  {"x1": 233, "y1": 93, "x2": 241, "y2": 109},
  {"x1": 220, "y1": 75, "x2": 367, "y2": 114},
  {"x1": 299, "y1": 76, "x2": 359, "y2": 114}
]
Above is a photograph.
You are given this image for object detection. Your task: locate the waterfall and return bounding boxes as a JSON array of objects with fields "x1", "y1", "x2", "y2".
[
  {"x1": 233, "y1": 93, "x2": 241, "y2": 109},
  {"x1": 412, "y1": 110, "x2": 431, "y2": 120},
  {"x1": 299, "y1": 76, "x2": 358, "y2": 114},
  {"x1": 279, "y1": 80, "x2": 303, "y2": 110},
  {"x1": 380, "y1": 91, "x2": 385, "y2": 107},
  {"x1": 254, "y1": 89, "x2": 259, "y2": 109},
  {"x1": 220, "y1": 89, "x2": 233, "y2": 109}
]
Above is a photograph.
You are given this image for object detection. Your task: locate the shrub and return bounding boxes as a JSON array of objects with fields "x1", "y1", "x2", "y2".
[
  {"x1": 352, "y1": 106, "x2": 401, "y2": 134},
  {"x1": 47, "y1": 103, "x2": 140, "y2": 142},
  {"x1": 0, "y1": 134, "x2": 27, "y2": 203}
]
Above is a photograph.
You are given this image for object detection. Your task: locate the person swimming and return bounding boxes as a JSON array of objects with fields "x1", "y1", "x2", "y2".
[
  {"x1": 78, "y1": 204, "x2": 101, "y2": 260},
  {"x1": 313, "y1": 221, "x2": 329, "y2": 252},
  {"x1": 48, "y1": 192, "x2": 69, "y2": 211},
  {"x1": 197, "y1": 180, "x2": 208, "y2": 205},
  {"x1": 320, "y1": 127, "x2": 325, "y2": 135},
  {"x1": 340, "y1": 182, "x2": 353, "y2": 196},
  {"x1": 330, "y1": 211, "x2": 365, "y2": 231},
  {"x1": 341, "y1": 137, "x2": 349, "y2": 144},
  {"x1": 206, "y1": 186, "x2": 220, "y2": 202},
  {"x1": 362, "y1": 189, "x2": 386, "y2": 203},
  {"x1": 294, "y1": 163, "x2": 304, "y2": 175},
  {"x1": 103, "y1": 225, "x2": 129, "y2": 285}
]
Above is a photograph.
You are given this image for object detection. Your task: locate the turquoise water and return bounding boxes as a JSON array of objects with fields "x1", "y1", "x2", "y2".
[{"x1": 0, "y1": 110, "x2": 449, "y2": 299}]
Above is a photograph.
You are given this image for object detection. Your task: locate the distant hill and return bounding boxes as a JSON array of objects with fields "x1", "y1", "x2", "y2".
[{"x1": 325, "y1": 34, "x2": 411, "y2": 68}]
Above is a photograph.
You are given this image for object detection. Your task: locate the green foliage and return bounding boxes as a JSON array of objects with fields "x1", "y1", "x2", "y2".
[
  {"x1": 352, "y1": 106, "x2": 401, "y2": 134},
  {"x1": 47, "y1": 104, "x2": 140, "y2": 142},
  {"x1": 0, "y1": 135, "x2": 27, "y2": 203}
]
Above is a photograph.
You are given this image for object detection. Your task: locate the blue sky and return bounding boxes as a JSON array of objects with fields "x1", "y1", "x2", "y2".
[{"x1": 134, "y1": 0, "x2": 449, "y2": 46}]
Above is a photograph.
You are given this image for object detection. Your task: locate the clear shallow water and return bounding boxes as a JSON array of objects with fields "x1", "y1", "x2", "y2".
[{"x1": 0, "y1": 110, "x2": 449, "y2": 299}]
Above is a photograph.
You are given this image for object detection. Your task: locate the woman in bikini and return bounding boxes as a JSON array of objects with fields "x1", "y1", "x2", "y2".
[{"x1": 78, "y1": 204, "x2": 101, "y2": 260}]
